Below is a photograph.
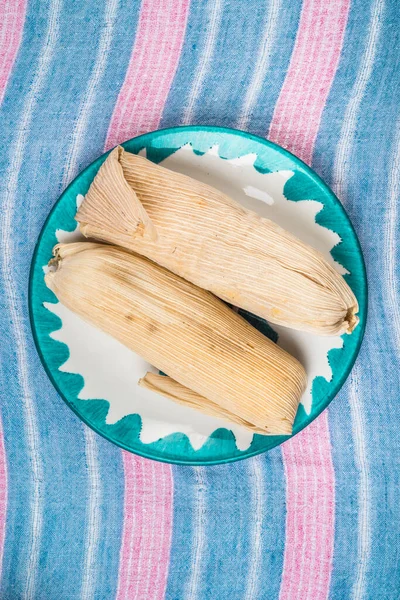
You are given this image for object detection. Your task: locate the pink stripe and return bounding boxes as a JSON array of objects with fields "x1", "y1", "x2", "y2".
[
  {"x1": 268, "y1": 2, "x2": 350, "y2": 598},
  {"x1": 280, "y1": 415, "x2": 335, "y2": 600},
  {"x1": 105, "y1": 0, "x2": 190, "y2": 150},
  {"x1": 269, "y1": 0, "x2": 350, "y2": 165},
  {"x1": 116, "y1": 453, "x2": 173, "y2": 600},
  {"x1": 0, "y1": 0, "x2": 27, "y2": 105},
  {"x1": 0, "y1": 416, "x2": 8, "y2": 579}
]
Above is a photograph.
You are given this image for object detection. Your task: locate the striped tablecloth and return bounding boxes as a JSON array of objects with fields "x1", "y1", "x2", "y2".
[{"x1": 1, "y1": 1, "x2": 399, "y2": 598}]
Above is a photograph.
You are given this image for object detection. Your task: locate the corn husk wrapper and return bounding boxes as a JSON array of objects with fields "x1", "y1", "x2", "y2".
[
  {"x1": 45, "y1": 242, "x2": 306, "y2": 435},
  {"x1": 138, "y1": 372, "x2": 271, "y2": 434},
  {"x1": 76, "y1": 146, "x2": 359, "y2": 336}
]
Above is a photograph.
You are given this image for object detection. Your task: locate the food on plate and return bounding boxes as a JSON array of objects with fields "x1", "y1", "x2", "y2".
[
  {"x1": 139, "y1": 372, "x2": 272, "y2": 434},
  {"x1": 76, "y1": 146, "x2": 359, "y2": 336},
  {"x1": 45, "y1": 242, "x2": 306, "y2": 435}
]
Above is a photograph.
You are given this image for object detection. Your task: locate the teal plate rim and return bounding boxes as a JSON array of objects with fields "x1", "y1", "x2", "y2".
[{"x1": 29, "y1": 125, "x2": 368, "y2": 466}]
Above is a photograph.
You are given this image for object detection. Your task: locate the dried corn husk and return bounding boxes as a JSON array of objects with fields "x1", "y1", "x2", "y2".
[
  {"x1": 139, "y1": 372, "x2": 270, "y2": 434},
  {"x1": 76, "y1": 146, "x2": 359, "y2": 336},
  {"x1": 45, "y1": 242, "x2": 306, "y2": 435}
]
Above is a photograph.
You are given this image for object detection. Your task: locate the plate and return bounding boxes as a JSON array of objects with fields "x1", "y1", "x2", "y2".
[{"x1": 29, "y1": 126, "x2": 367, "y2": 465}]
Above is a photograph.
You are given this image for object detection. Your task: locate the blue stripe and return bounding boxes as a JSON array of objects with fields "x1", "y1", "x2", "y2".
[
  {"x1": 161, "y1": 0, "x2": 301, "y2": 130},
  {"x1": 166, "y1": 452, "x2": 286, "y2": 599},
  {"x1": 165, "y1": 466, "x2": 197, "y2": 598},
  {"x1": 67, "y1": 0, "x2": 142, "y2": 171},
  {"x1": 327, "y1": 382, "x2": 359, "y2": 599},
  {"x1": 166, "y1": 463, "x2": 252, "y2": 599},
  {"x1": 341, "y1": 2, "x2": 400, "y2": 595},
  {"x1": 0, "y1": 0, "x2": 141, "y2": 597},
  {"x1": 161, "y1": 0, "x2": 222, "y2": 128},
  {"x1": 92, "y1": 435, "x2": 125, "y2": 599},
  {"x1": 246, "y1": 450, "x2": 286, "y2": 600},
  {"x1": 244, "y1": 1, "x2": 302, "y2": 137},
  {"x1": 196, "y1": 463, "x2": 252, "y2": 599},
  {"x1": 314, "y1": 0, "x2": 400, "y2": 597}
]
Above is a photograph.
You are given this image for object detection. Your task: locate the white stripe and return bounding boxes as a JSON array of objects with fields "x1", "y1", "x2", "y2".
[
  {"x1": 62, "y1": 0, "x2": 120, "y2": 186},
  {"x1": 80, "y1": 427, "x2": 101, "y2": 600},
  {"x1": 333, "y1": 0, "x2": 384, "y2": 199},
  {"x1": 185, "y1": 467, "x2": 206, "y2": 600},
  {"x1": 349, "y1": 365, "x2": 371, "y2": 600},
  {"x1": 244, "y1": 456, "x2": 264, "y2": 600},
  {"x1": 238, "y1": 0, "x2": 281, "y2": 131},
  {"x1": 384, "y1": 122, "x2": 400, "y2": 351},
  {"x1": 0, "y1": 0, "x2": 62, "y2": 597},
  {"x1": 182, "y1": 0, "x2": 223, "y2": 125}
]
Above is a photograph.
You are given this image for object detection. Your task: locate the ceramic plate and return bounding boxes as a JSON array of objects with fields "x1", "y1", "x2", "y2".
[{"x1": 29, "y1": 126, "x2": 367, "y2": 465}]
